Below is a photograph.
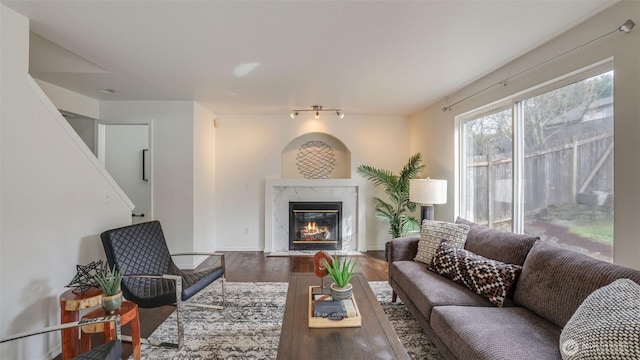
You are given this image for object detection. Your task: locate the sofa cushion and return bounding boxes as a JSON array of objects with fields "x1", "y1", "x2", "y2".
[
  {"x1": 431, "y1": 306, "x2": 562, "y2": 360},
  {"x1": 414, "y1": 220, "x2": 469, "y2": 265},
  {"x1": 559, "y1": 278, "x2": 640, "y2": 359},
  {"x1": 455, "y1": 217, "x2": 538, "y2": 266},
  {"x1": 388, "y1": 236, "x2": 420, "y2": 262},
  {"x1": 389, "y1": 260, "x2": 493, "y2": 320},
  {"x1": 513, "y1": 241, "x2": 640, "y2": 328},
  {"x1": 429, "y1": 241, "x2": 522, "y2": 307}
]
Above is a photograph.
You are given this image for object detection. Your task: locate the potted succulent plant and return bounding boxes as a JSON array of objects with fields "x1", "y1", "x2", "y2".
[
  {"x1": 322, "y1": 256, "x2": 356, "y2": 300},
  {"x1": 94, "y1": 264, "x2": 125, "y2": 313}
]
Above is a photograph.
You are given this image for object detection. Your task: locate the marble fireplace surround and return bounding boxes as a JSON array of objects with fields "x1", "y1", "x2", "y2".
[{"x1": 264, "y1": 178, "x2": 366, "y2": 254}]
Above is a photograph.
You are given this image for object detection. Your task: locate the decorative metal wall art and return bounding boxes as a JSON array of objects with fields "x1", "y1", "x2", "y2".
[{"x1": 296, "y1": 140, "x2": 336, "y2": 179}]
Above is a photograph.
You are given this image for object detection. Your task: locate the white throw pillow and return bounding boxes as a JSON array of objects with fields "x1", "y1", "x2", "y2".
[
  {"x1": 414, "y1": 220, "x2": 469, "y2": 265},
  {"x1": 560, "y1": 278, "x2": 640, "y2": 359}
]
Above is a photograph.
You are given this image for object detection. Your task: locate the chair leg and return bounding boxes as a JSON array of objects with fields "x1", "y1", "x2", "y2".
[
  {"x1": 177, "y1": 306, "x2": 184, "y2": 348},
  {"x1": 124, "y1": 277, "x2": 223, "y2": 350},
  {"x1": 124, "y1": 335, "x2": 179, "y2": 349},
  {"x1": 392, "y1": 291, "x2": 397, "y2": 303},
  {"x1": 121, "y1": 301, "x2": 183, "y2": 349},
  {"x1": 184, "y1": 278, "x2": 225, "y2": 310},
  {"x1": 125, "y1": 276, "x2": 184, "y2": 349},
  {"x1": 176, "y1": 281, "x2": 184, "y2": 349}
]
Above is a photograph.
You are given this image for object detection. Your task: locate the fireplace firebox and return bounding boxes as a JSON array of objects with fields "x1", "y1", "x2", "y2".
[{"x1": 289, "y1": 202, "x2": 342, "y2": 251}]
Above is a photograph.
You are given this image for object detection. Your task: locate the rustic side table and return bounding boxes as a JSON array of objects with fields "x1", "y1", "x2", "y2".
[
  {"x1": 59, "y1": 287, "x2": 103, "y2": 360},
  {"x1": 81, "y1": 300, "x2": 142, "y2": 360}
]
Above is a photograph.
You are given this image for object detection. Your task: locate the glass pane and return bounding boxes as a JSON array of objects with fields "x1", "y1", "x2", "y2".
[
  {"x1": 463, "y1": 109, "x2": 513, "y2": 231},
  {"x1": 522, "y1": 71, "x2": 613, "y2": 262}
]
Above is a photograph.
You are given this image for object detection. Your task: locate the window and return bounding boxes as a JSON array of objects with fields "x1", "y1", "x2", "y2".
[
  {"x1": 459, "y1": 67, "x2": 613, "y2": 262},
  {"x1": 462, "y1": 107, "x2": 513, "y2": 231}
]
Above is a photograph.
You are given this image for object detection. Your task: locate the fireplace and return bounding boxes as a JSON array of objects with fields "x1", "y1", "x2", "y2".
[{"x1": 289, "y1": 202, "x2": 342, "y2": 250}]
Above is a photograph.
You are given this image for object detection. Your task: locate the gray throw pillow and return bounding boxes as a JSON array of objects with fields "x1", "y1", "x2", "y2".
[
  {"x1": 560, "y1": 278, "x2": 640, "y2": 359},
  {"x1": 414, "y1": 220, "x2": 469, "y2": 265}
]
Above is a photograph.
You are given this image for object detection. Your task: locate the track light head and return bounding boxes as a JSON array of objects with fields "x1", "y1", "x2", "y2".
[
  {"x1": 290, "y1": 111, "x2": 299, "y2": 119},
  {"x1": 337, "y1": 111, "x2": 344, "y2": 119}
]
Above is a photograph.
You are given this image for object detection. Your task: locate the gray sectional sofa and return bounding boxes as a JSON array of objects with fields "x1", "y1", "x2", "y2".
[{"x1": 388, "y1": 217, "x2": 640, "y2": 360}]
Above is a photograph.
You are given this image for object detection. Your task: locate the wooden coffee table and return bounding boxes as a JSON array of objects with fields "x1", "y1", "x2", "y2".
[{"x1": 277, "y1": 273, "x2": 410, "y2": 359}]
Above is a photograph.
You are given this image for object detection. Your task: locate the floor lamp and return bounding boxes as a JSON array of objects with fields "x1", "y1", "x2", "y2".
[{"x1": 409, "y1": 178, "x2": 447, "y2": 224}]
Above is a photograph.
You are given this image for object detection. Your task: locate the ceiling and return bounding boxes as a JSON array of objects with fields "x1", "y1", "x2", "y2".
[{"x1": 2, "y1": 0, "x2": 616, "y2": 116}]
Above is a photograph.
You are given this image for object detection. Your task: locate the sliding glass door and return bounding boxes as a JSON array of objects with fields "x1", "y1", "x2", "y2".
[{"x1": 459, "y1": 66, "x2": 613, "y2": 262}]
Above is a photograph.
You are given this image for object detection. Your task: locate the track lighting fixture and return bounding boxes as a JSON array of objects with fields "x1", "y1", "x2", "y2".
[{"x1": 290, "y1": 105, "x2": 344, "y2": 119}]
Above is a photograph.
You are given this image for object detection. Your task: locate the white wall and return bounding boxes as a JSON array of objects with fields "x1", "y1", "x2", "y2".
[
  {"x1": 65, "y1": 116, "x2": 96, "y2": 155},
  {"x1": 35, "y1": 79, "x2": 100, "y2": 155},
  {"x1": 193, "y1": 103, "x2": 217, "y2": 258},
  {"x1": 99, "y1": 101, "x2": 204, "y2": 264},
  {"x1": 0, "y1": 5, "x2": 132, "y2": 359},
  {"x1": 214, "y1": 113, "x2": 411, "y2": 251},
  {"x1": 34, "y1": 79, "x2": 99, "y2": 120},
  {"x1": 410, "y1": 0, "x2": 640, "y2": 269}
]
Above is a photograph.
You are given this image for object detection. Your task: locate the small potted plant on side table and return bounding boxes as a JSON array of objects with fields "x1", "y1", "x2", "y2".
[
  {"x1": 323, "y1": 256, "x2": 356, "y2": 300},
  {"x1": 94, "y1": 265, "x2": 125, "y2": 313}
]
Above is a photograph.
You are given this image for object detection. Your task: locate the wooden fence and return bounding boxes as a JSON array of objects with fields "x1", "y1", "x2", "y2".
[{"x1": 465, "y1": 131, "x2": 613, "y2": 226}]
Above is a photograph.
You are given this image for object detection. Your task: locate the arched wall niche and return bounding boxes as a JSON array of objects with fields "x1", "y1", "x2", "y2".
[{"x1": 282, "y1": 132, "x2": 351, "y2": 179}]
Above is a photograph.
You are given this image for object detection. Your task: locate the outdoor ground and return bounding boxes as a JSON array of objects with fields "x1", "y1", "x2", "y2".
[{"x1": 526, "y1": 203, "x2": 613, "y2": 262}]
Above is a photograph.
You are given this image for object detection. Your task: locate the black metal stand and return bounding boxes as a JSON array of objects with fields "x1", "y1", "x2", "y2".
[
  {"x1": 420, "y1": 205, "x2": 434, "y2": 224},
  {"x1": 312, "y1": 277, "x2": 331, "y2": 295}
]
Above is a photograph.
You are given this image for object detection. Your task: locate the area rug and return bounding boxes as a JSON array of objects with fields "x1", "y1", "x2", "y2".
[{"x1": 134, "y1": 281, "x2": 443, "y2": 359}]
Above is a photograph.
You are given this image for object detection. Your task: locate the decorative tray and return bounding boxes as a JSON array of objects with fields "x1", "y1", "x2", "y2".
[{"x1": 308, "y1": 286, "x2": 362, "y2": 328}]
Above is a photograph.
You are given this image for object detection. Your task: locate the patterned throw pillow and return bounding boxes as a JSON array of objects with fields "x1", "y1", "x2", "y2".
[
  {"x1": 559, "y1": 278, "x2": 640, "y2": 360},
  {"x1": 414, "y1": 220, "x2": 469, "y2": 265},
  {"x1": 429, "y1": 241, "x2": 522, "y2": 307}
]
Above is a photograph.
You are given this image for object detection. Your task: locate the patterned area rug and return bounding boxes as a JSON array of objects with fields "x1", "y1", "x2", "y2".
[{"x1": 134, "y1": 281, "x2": 443, "y2": 359}]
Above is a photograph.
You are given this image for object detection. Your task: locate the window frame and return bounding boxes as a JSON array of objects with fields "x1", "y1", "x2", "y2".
[{"x1": 456, "y1": 60, "x2": 613, "y2": 234}]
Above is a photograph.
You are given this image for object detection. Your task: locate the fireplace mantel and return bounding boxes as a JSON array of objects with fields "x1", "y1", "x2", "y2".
[{"x1": 264, "y1": 178, "x2": 366, "y2": 254}]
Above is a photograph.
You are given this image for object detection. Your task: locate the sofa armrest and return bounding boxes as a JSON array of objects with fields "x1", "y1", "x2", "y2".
[{"x1": 389, "y1": 236, "x2": 420, "y2": 262}]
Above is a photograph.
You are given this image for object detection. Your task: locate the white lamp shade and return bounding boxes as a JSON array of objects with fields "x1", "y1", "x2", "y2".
[{"x1": 409, "y1": 179, "x2": 447, "y2": 205}]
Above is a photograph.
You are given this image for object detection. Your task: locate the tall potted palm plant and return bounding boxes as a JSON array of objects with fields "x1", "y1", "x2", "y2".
[{"x1": 357, "y1": 153, "x2": 424, "y2": 240}]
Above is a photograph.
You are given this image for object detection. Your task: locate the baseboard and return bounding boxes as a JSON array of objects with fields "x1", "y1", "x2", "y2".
[
  {"x1": 266, "y1": 250, "x2": 362, "y2": 257},
  {"x1": 215, "y1": 246, "x2": 264, "y2": 252}
]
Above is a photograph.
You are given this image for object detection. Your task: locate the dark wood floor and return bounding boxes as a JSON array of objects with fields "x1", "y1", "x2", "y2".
[{"x1": 63, "y1": 251, "x2": 388, "y2": 360}]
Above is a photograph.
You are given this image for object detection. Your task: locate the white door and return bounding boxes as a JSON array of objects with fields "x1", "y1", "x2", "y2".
[{"x1": 99, "y1": 124, "x2": 151, "y2": 224}]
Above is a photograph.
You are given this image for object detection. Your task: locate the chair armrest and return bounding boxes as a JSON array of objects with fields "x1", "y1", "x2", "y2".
[
  {"x1": 0, "y1": 315, "x2": 121, "y2": 343},
  {"x1": 389, "y1": 236, "x2": 420, "y2": 262}
]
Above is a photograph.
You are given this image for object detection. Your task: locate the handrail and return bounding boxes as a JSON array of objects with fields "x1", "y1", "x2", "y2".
[{"x1": 1, "y1": 315, "x2": 121, "y2": 343}]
